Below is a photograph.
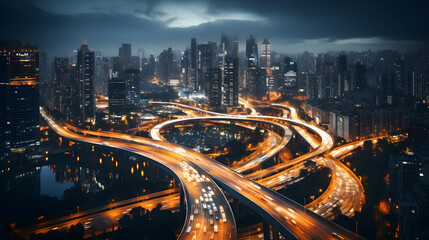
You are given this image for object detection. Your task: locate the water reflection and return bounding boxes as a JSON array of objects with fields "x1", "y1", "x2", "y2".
[{"x1": 40, "y1": 166, "x2": 74, "y2": 199}]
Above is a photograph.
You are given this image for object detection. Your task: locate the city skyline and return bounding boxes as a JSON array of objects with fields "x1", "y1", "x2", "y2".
[{"x1": 1, "y1": 1, "x2": 428, "y2": 240}]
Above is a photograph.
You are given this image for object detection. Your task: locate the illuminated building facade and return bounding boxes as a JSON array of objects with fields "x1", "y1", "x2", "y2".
[
  {"x1": 76, "y1": 43, "x2": 95, "y2": 124},
  {"x1": 0, "y1": 41, "x2": 40, "y2": 156}
]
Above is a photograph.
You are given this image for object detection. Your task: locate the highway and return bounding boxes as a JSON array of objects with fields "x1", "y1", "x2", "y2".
[
  {"x1": 41, "y1": 100, "x2": 366, "y2": 239},
  {"x1": 147, "y1": 105, "x2": 363, "y2": 239},
  {"x1": 150, "y1": 101, "x2": 367, "y2": 236},
  {"x1": 150, "y1": 116, "x2": 293, "y2": 174},
  {"x1": 16, "y1": 190, "x2": 180, "y2": 239},
  {"x1": 40, "y1": 109, "x2": 237, "y2": 240}
]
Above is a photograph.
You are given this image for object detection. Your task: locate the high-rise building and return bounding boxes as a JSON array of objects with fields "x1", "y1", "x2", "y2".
[
  {"x1": 108, "y1": 76, "x2": 126, "y2": 116},
  {"x1": 119, "y1": 43, "x2": 131, "y2": 69},
  {"x1": 0, "y1": 41, "x2": 40, "y2": 156},
  {"x1": 158, "y1": 48, "x2": 173, "y2": 83},
  {"x1": 181, "y1": 48, "x2": 189, "y2": 86},
  {"x1": 223, "y1": 56, "x2": 239, "y2": 106},
  {"x1": 283, "y1": 56, "x2": 297, "y2": 89},
  {"x1": 54, "y1": 57, "x2": 73, "y2": 120},
  {"x1": 76, "y1": 42, "x2": 95, "y2": 124},
  {"x1": 190, "y1": 38, "x2": 198, "y2": 90},
  {"x1": 124, "y1": 68, "x2": 140, "y2": 109},
  {"x1": 205, "y1": 68, "x2": 222, "y2": 107},
  {"x1": 245, "y1": 33, "x2": 258, "y2": 96},
  {"x1": 199, "y1": 42, "x2": 217, "y2": 93},
  {"x1": 260, "y1": 38, "x2": 271, "y2": 72}
]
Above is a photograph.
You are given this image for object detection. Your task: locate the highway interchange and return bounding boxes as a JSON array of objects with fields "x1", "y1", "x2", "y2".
[{"x1": 23, "y1": 98, "x2": 376, "y2": 240}]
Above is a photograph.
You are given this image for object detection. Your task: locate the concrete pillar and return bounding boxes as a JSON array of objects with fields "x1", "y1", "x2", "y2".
[
  {"x1": 180, "y1": 187, "x2": 185, "y2": 212},
  {"x1": 263, "y1": 221, "x2": 271, "y2": 240},
  {"x1": 233, "y1": 198, "x2": 239, "y2": 219},
  {"x1": 272, "y1": 227, "x2": 279, "y2": 240}
]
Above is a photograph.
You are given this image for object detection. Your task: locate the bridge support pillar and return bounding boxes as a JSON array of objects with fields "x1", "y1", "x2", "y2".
[
  {"x1": 180, "y1": 187, "x2": 185, "y2": 212},
  {"x1": 263, "y1": 221, "x2": 271, "y2": 240},
  {"x1": 233, "y1": 198, "x2": 239, "y2": 219},
  {"x1": 272, "y1": 227, "x2": 279, "y2": 240}
]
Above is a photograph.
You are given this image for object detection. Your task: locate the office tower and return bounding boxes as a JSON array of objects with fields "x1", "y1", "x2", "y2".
[
  {"x1": 190, "y1": 38, "x2": 198, "y2": 90},
  {"x1": 54, "y1": 57, "x2": 73, "y2": 120},
  {"x1": 317, "y1": 62, "x2": 335, "y2": 99},
  {"x1": 94, "y1": 50, "x2": 108, "y2": 96},
  {"x1": 108, "y1": 76, "x2": 126, "y2": 116},
  {"x1": 181, "y1": 48, "x2": 189, "y2": 86},
  {"x1": 245, "y1": 33, "x2": 258, "y2": 96},
  {"x1": 353, "y1": 61, "x2": 367, "y2": 90},
  {"x1": 223, "y1": 56, "x2": 239, "y2": 107},
  {"x1": 124, "y1": 68, "x2": 140, "y2": 109},
  {"x1": 232, "y1": 36, "x2": 239, "y2": 59},
  {"x1": 257, "y1": 69, "x2": 267, "y2": 97},
  {"x1": 338, "y1": 54, "x2": 347, "y2": 73},
  {"x1": 76, "y1": 42, "x2": 95, "y2": 124},
  {"x1": 146, "y1": 54, "x2": 155, "y2": 81},
  {"x1": 0, "y1": 41, "x2": 40, "y2": 156},
  {"x1": 205, "y1": 68, "x2": 222, "y2": 107},
  {"x1": 260, "y1": 38, "x2": 271, "y2": 72},
  {"x1": 270, "y1": 62, "x2": 282, "y2": 90},
  {"x1": 158, "y1": 47, "x2": 173, "y2": 83},
  {"x1": 119, "y1": 43, "x2": 132, "y2": 68},
  {"x1": 283, "y1": 56, "x2": 297, "y2": 89},
  {"x1": 199, "y1": 42, "x2": 217, "y2": 94},
  {"x1": 337, "y1": 54, "x2": 347, "y2": 96},
  {"x1": 137, "y1": 48, "x2": 144, "y2": 69}
]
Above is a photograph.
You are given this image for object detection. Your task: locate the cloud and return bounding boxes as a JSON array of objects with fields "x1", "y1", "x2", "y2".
[
  {"x1": 1, "y1": 0, "x2": 427, "y2": 58},
  {"x1": 134, "y1": 2, "x2": 262, "y2": 28}
]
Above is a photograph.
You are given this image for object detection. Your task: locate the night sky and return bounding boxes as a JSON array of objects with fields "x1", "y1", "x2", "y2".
[{"x1": 1, "y1": 0, "x2": 428, "y2": 57}]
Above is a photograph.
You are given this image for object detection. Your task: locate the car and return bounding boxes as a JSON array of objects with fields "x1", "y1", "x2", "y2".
[
  {"x1": 210, "y1": 219, "x2": 214, "y2": 225},
  {"x1": 214, "y1": 225, "x2": 218, "y2": 233},
  {"x1": 215, "y1": 214, "x2": 219, "y2": 220},
  {"x1": 203, "y1": 226, "x2": 207, "y2": 232},
  {"x1": 190, "y1": 215, "x2": 194, "y2": 221},
  {"x1": 194, "y1": 208, "x2": 199, "y2": 214},
  {"x1": 195, "y1": 222, "x2": 200, "y2": 229},
  {"x1": 202, "y1": 203, "x2": 207, "y2": 209},
  {"x1": 195, "y1": 199, "x2": 199, "y2": 204},
  {"x1": 186, "y1": 226, "x2": 192, "y2": 233},
  {"x1": 209, "y1": 210, "x2": 213, "y2": 216},
  {"x1": 222, "y1": 218, "x2": 227, "y2": 223}
]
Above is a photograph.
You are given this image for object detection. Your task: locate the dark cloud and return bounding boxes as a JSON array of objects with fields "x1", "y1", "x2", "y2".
[{"x1": 1, "y1": 0, "x2": 427, "y2": 58}]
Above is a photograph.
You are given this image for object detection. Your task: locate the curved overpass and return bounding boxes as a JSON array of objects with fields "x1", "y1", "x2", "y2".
[
  {"x1": 41, "y1": 109, "x2": 236, "y2": 240},
  {"x1": 150, "y1": 116, "x2": 292, "y2": 174},
  {"x1": 148, "y1": 114, "x2": 363, "y2": 239}
]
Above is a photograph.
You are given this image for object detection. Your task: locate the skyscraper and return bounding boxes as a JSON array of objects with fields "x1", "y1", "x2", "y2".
[
  {"x1": 76, "y1": 42, "x2": 95, "y2": 124},
  {"x1": 283, "y1": 56, "x2": 297, "y2": 89},
  {"x1": 158, "y1": 47, "x2": 173, "y2": 83},
  {"x1": 260, "y1": 38, "x2": 271, "y2": 72},
  {"x1": 199, "y1": 42, "x2": 217, "y2": 93},
  {"x1": 223, "y1": 56, "x2": 239, "y2": 106},
  {"x1": 54, "y1": 57, "x2": 73, "y2": 120},
  {"x1": 0, "y1": 41, "x2": 40, "y2": 156},
  {"x1": 108, "y1": 76, "x2": 126, "y2": 117},
  {"x1": 124, "y1": 68, "x2": 140, "y2": 109},
  {"x1": 205, "y1": 68, "x2": 222, "y2": 107},
  {"x1": 119, "y1": 43, "x2": 132, "y2": 69},
  {"x1": 245, "y1": 33, "x2": 258, "y2": 96},
  {"x1": 190, "y1": 38, "x2": 198, "y2": 90}
]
